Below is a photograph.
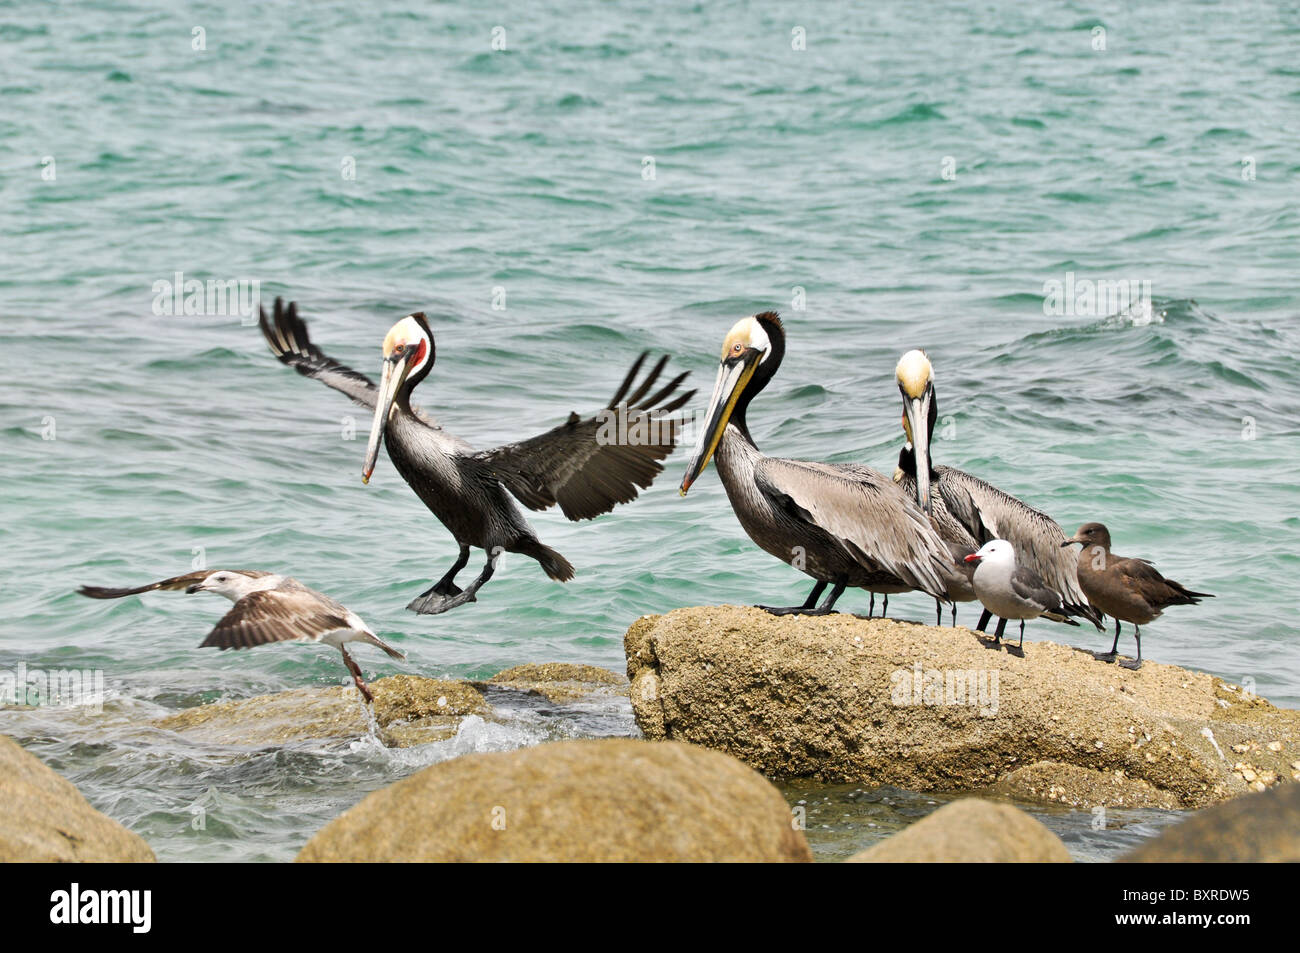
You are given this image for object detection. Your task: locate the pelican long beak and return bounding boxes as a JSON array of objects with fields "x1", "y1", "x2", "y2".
[
  {"x1": 679, "y1": 353, "x2": 760, "y2": 495},
  {"x1": 363, "y1": 352, "x2": 413, "y2": 484},
  {"x1": 903, "y1": 389, "x2": 934, "y2": 515}
]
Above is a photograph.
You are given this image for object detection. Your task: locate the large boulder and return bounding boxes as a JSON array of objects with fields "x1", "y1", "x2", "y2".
[
  {"x1": 0, "y1": 734, "x2": 155, "y2": 862},
  {"x1": 154, "y1": 675, "x2": 488, "y2": 747},
  {"x1": 1122, "y1": 782, "x2": 1300, "y2": 862},
  {"x1": 847, "y1": 798, "x2": 1072, "y2": 863},
  {"x1": 297, "y1": 738, "x2": 812, "y2": 862},
  {"x1": 625, "y1": 606, "x2": 1300, "y2": 809}
]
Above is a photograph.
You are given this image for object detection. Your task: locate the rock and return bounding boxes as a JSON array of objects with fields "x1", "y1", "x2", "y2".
[
  {"x1": 846, "y1": 798, "x2": 1072, "y2": 863},
  {"x1": 1122, "y1": 783, "x2": 1300, "y2": 861},
  {"x1": 297, "y1": 738, "x2": 812, "y2": 862},
  {"x1": 986, "y1": 762, "x2": 1183, "y2": 810},
  {"x1": 0, "y1": 734, "x2": 154, "y2": 862},
  {"x1": 485, "y1": 663, "x2": 626, "y2": 702},
  {"x1": 155, "y1": 675, "x2": 488, "y2": 747},
  {"x1": 625, "y1": 606, "x2": 1300, "y2": 808}
]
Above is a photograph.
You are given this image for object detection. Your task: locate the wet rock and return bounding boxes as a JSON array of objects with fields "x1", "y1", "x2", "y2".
[
  {"x1": 1122, "y1": 782, "x2": 1300, "y2": 862},
  {"x1": 297, "y1": 738, "x2": 812, "y2": 862},
  {"x1": 0, "y1": 734, "x2": 154, "y2": 862},
  {"x1": 846, "y1": 798, "x2": 1072, "y2": 863},
  {"x1": 625, "y1": 606, "x2": 1300, "y2": 808},
  {"x1": 485, "y1": 662, "x2": 626, "y2": 702},
  {"x1": 155, "y1": 675, "x2": 488, "y2": 747},
  {"x1": 986, "y1": 762, "x2": 1183, "y2": 810}
]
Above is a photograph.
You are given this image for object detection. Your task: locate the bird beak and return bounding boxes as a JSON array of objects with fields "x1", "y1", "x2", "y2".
[
  {"x1": 363, "y1": 350, "x2": 414, "y2": 484},
  {"x1": 185, "y1": 584, "x2": 203, "y2": 593},
  {"x1": 1061, "y1": 535, "x2": 1081, "y2": 547},
  {"x1": 963, "y1": 553, "x2": 981, "y2": 563},
  {"x1": 679, "y1": 351, "x2": 761, "y2": 495},
  {"x1": 902, "y1": 388, "x2": 933, "y2": 515}
]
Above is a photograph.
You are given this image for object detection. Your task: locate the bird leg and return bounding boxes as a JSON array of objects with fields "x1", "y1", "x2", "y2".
[
  {"x1": 408, "y1": 546, "x2": 493, "y2": 615},
  {"x1": 1119, "y1": 625, "x2": 1143, "y2": 671},
  {"x1": 934, "y1": 599, "x2": 943, "y2": 626},
  {"x1": 882, "y1": 594, "x2": 889, "y2": 618},
  {"x1": 339, "y1": 646, "x2": 374, "y2": 704},
  {"x1": 1019, "y1": 619, "x2": 1025, "y2": 649},
  {"x1": 867, "y1": 592, "x2": 875, "y2": 618},
  {"x1": 759, "y1": 580, "x2": 839, "y2": 616},
  {"x1": 950, "y1": 603, "x2": 957, "y2": 627},
  {"x1": 975, "y1": 609, "x2": 992, "y2": 633},
  {"x1": 1093, "y1": 617, "x2": 1121, "y2": 663},
  {"x1": 989, "y1": 617, "x2": 1007, "y2": 646}
]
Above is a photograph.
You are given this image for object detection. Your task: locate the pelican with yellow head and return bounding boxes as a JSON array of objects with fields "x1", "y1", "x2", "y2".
[{"x1": 680, "y1": 313, "x2": 953, "y2": 617}]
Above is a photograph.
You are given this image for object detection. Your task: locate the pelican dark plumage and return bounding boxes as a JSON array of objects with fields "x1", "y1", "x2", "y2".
[
  {"x1": 78, "y1": 569, "x2": 402, "y2": 702},
  {"x1": 893, "y1": 349, "x2": 1101, "y2": 631},
  {"x1": 1063, "y1": 522, "x2": 1214, "y2": 670},
  {"x1": 679, "y1": 313, "x2": 953, "y2": 616},
  {"x1": 260, "y1": 298, "x2": 694, "y2": 614}
]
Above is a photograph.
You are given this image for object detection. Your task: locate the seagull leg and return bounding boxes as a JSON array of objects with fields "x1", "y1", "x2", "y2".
[
  {"x1": 976, "y1": 609, "x2": 992, "y2": 633},
  {"x1": 1093, "y1": 617, "x2": 1120, "y2": 663},
  {"x1": 1120, "y1": 625, "x2": 1143, "y2": 671},
  {"x1": 408, "y1": 549, "x2": 497, "y2": 615},
  {"x1": 339, "y1": 646, "x2": 374, "y2": 704},
  {"x1": 405, "y1": 545, "x2": 471, "y2": 613},
  {"x1": 759, "y1": 580, "x2": 840, "y2": 616}
]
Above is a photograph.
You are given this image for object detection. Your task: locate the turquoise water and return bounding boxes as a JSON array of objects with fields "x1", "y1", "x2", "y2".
[{"x1": 2, "y1": 1, "x2": 1298, "y2": 861}]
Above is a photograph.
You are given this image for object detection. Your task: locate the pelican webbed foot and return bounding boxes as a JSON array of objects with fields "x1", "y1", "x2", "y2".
[
  {"x1": 407, "y1": 551, "x2": 498, "y2": 616},
  {"x1": 1119, "y1": 658, "x2": 1143, "y2": 671},
  {"x1": 1092, "y1": 651, "x2": 1118, "y2": 663}
]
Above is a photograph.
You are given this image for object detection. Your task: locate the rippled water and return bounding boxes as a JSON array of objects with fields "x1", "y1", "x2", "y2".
[{"x1": 2, "y1": 1, "x2": 1298, "y2": 861}]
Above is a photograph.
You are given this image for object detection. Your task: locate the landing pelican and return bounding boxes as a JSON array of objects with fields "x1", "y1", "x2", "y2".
[{"x1": 261, "y1": 299, "x2": 693, "y2": 614}]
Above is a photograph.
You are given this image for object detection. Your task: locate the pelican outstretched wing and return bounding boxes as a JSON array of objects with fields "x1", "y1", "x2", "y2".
[
  {"x1": 474, "y1": 353, "x2": 694, "y2": 521},
  {"x1": 260, "y1": 298, "x2": 378, "y2": 408}
]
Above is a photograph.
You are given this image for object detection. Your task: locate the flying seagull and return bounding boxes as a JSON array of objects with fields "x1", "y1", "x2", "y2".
[{"x1": 78, "y1": 570, "x2": 403, "y2": 702}]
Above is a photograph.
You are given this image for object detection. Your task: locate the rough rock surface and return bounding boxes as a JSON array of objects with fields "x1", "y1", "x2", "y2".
[
  {"x1": 297, "y1": 738, "x2": 812, "y2": 862},
  {"x1": 155, "y1": 675, "x2": 488, "y2": 747},
  {"x1": 846, "y1": 797, "x2": 1072, "y2": 863},
  {"x1": 625, "y1": 606, "x2": 1300, "y2": 808},
  {"x1": 1123, "y1": 782, "x2": 1300, "y2": 862},
  {"x1": 0, "y1": 734, "x2": 155, "y2": 862},
  {"x1": 484, "y1": 662, "x2": 627, "y2": 702}
]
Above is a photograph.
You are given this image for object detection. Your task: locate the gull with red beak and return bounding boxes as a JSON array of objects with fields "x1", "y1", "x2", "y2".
[
  {"x1": 679, "y1": 312, "x2": 953, "y2": 616},
  {"x1": 78, "y1": 569, "x2": 403, "y2": 703},
  {"x1": 262, "y1": 298, "x2": 693, "y2": 614},
  {"x1": 964, "y1": 539, "x2": 1079, "y2": 649}
]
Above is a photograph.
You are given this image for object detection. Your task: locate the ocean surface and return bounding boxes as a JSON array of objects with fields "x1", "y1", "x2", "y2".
[{"x1": 1, "y1": 1, "x2": 1297, "y2": 862}]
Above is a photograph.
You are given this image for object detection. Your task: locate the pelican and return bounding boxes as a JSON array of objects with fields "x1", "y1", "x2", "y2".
[
  {"x1": 679, "y1": 313, "x2": 953, "y2": 616},
  {"x1": 78, "y1": 570, "x2": 402, "y2": 702},
  {"x1": 964, "y1": 539, "x2": 1080, "y2": 648},
  {"x1": 1063, "y1": 522, "x2": 1214, "y2": 670},
  {"x1": 894, "y1": 349, "x2": 1101, "y2": 631},
  {"x1": 261, "y1": 299, "x2": 693, "y2": 614}
]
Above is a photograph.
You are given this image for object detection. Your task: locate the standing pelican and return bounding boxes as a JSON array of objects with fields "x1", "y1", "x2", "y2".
[
  {"x1": 1063, "y1": 522, "x2": 1214, "y2": 670},
  {"x1": 894, "y1": 349, "x2": 1101, "y2": 630},
  {"x1": 261, "y1": 299, "x2": 693, "y2": 614},
  {"x1": 78, "y1": 569, "x2": 402, "y2": 702},
  {"x1": 679, "y1": 313, "x2": 953, "y2": 615}
]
